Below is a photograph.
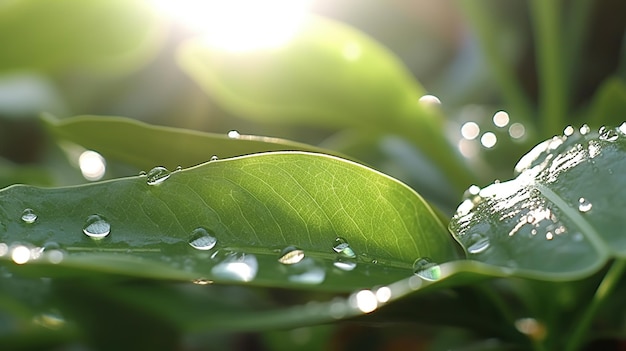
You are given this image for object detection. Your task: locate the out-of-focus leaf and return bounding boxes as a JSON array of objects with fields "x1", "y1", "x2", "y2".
[
  {"x1": 587, "y1": 77, "x2": 626, "y2": 128},
  {"x1": 0, "y1": 152, "x2": 458, "y2": 291},
  {"x1": 450, "y1": 124, "x2": 626, "y2": 279},
  {"x1": 178, "y1": 15, "x2": 474, "y2": 192},
  {"x1": 0, "y1": 0, "x2": 163, "y2": 74},
  {"x1": 0, "y1": 158, "x2": 53, "y2": 188},
  {"x1": 42, "y1": 114, "x2": 351, "y2": 171}
]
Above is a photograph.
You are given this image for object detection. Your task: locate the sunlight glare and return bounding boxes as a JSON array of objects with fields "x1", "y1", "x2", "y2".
[
  {"x1": 79, "y1": 150, "x2": 106, "y2": 181},
  {"x1": 152, "y1": 0, "x2": 312, "y2": 52}
]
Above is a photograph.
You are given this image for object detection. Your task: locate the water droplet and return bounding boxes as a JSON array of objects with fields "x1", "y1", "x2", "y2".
[
  {"x1": 278, "y1": 246, "x2": 305, "y2": 265},
  {"x1": 175, "y1": 165, "x2": 183, "y2": 171},
  {"x1": 578, "y1": 197, "x2": 592, "y2": 213},
  {"x1": 188, "y1": 227, "x2": 217, "y2": 250},
  {"x1": 467, "y1": 234, "x2": 490, "y2": 254},
  {"x1": 563, "y1": 125, "x2": 574, "y2": 136},
  {"x1": 82, "y1": 215, "x2": 111, "y2": 239},
  {"x1": 332, "y1": 237, "x2": 356, "y2": 258},
  {"x1": 146, "y1": 166, "x2": 171, "y2": 185},
  {"x1": 619, "y1": 122, "x2": 626, "y2": 135},
  {"x1": 531, "y1": 228, "x2": 538, "y2": 236},
  {"x1": 138, "y1": 170, "x2": 147, "y2": 176},
  {"x1": 413, "y1": 257, "x2": 440, "y2": 281},
  {"x1": 227, "y1": 130, "x2": 240, "y2": 139},
  {"x1": 598, "y1": 126, "x2": 619, "y2": 141},
  {"x1": 211, "y1": 253, "x2": 258, "y2": 282},
  {"x1": 210, "y1": 155, "x2": 219, "y2": 161},
  {"x1": 21, "y1": 208, "x2": 37, "y2": 224},
  {"x1": 333, "y1": 257, "x2": 357, "y2": 271},
  {"x1": 579, "y1": 124, "x2": 591, "y2": 135},
  {"x1": 286, "y1": 258, "x2": 325, "y2": 285}
]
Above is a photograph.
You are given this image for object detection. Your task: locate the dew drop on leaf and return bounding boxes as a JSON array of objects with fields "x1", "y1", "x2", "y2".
[
  {"x1": 563, "y1": 125, "x2": 574, "y2": 136},
  {"x1": 467, "y1": 234, "x2": 490, "y2": 254},
  {"x1": 210, "y1": 155, "x2": 219, "y2": 161},
  {"x1": 332, "y1": 237, "x2": 356, "y2": 258},
  {"x1": 82, "y1": 215, "x2": 111, "y2": 239},
  {"x1": 413, "y1": 257, "x2": 441, "y2": 281},
  {"x1": 579, "y1": 124, "x2": 591, "y2": 135},
  {"x1": 278, "y1": 246, "x2": 305, "y2": 265},
  {"x1": 188, "y1": 227, "x2": 217, "y2": 251},
  {"x1": 227, "y1": 130, "x2": 240, "y2": 139},
  {"x1": 138, "y1": 170, "x2": 147, "y2": 176},
  {"x1": 578, "y1": 197, "x2": 592, "y2": 213},
  {"x1": 146, "y1": 166, "x2": 171, "y2": 185},
  {"x1": 211, "y1": 253, "x2": 258, "y2": 282},
  {"x1": 21, "y1": 208, "x2": 37, "y2": 224},
  {"x1": 598, "y1": 126, "x2": 619, "y2": 142}
]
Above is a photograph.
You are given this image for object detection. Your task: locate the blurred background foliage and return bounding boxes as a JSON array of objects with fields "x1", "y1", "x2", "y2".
[
  {"x1": 1, "y1": 0, "x2": 625, "y2": 214},
  {"x1": 0, "y1": 1, "x2": 625, "y2": 349}
]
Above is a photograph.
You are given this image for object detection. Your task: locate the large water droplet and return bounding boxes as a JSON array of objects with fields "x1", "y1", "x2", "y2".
[
  {"x1": 332, "y1": 237, "x2": 356, "y2": 258},
  {"x1": 82, "y1": 215, "x2": 111, "y2": 239},
  {"x1": 413, "y1": 257, "x2": 441, "y2": 281},
  {"x1": 598, "y1": 126, "x2": 619, "y2": 142},
  {"x1": 578, "y1": 197, "x2": 592, "y2": 213},
  {"x1": 579, "y1": 124, "x2": 591, "y2": 135},
  {"x1": 467, "y1": 234, "x2": 490, "y2": 254},
  {"x1": 188, "y1": 227, "x2": 217, "y2": 250},
  {"x1": 227, "y1": 130, "x2": 240, "y2": 139},
  {"x1": 278, "y1": 246, "x2": 305, "y2": 265},
  {"x1": 211, "y1": 253, "x2": 258, "y2": 282},
  {"x1": 21, "y1": 208, "x2": 37, "y2": 224},
  {"x1": 146, "y1": 166, "x2": 171, "y2": 185}
]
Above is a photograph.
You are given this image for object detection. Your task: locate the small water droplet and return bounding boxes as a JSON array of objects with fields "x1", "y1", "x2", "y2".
[
  {"x1": 563, "y1": 125, "x2": 574, "y2": 136},
  {"x1": 530, "y1": 228, "x2": 538, "y2": 236},
  {"x1": 21, "y1": 209, "x2": 37, "y2": 224},
  {"x1": 175, "y1": 165, "x2": 183, "y2": 171},
  {"x1": 227, "y1": 130, "x2": 240, "y2": 139},
  {"x1": 210, "y1": 155, "x2": 219, "y2": 161},
  {"x1": 598, "y1": 126, "x2": 619, "y2": 141},
  {"x1": 211, "y1": 253, "x2": 258, "y2": 282},
  {"x1": 467, "y1": 234, "x2": 490, "y2": 254},
  {"x1": 332, "y1": 237, "x2": 356, "y2": 258},
  {"x1": 278, "y1": 246, "x2": 305, "y2": 265},
  {"x1": 188, "y1": 227, "x2": 217, "y2": 250},
  {"x1": 578, "y1": 197, "x2": 592, "y2": 213},
  {"x1": 138, "y1": 170, "x2": 147, "y2": 176},
  {"x1": 333, "y1": 257, "x2": 357, "y2": 271},
  {"x1": 192, "y1": 278, "x2": 213, "y2": 285},
  {"x1": 546, "y1": 232, "x2": 554, "y2": 240},
  {"x1": 82, "y1": 215, "x2": 111, "y2": 239},
  {"x1": 579, "y1": 124, "x2": 591, "y2": 135},
  {"x1": 413, "y1": 257, "x2": 440, "y2": 281},
  {"x1": 146, "y1": 166, "x2": 171, "y2": 185}
]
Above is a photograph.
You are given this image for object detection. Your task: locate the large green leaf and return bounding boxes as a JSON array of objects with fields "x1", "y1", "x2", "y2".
[
  {"x1": 449, "y1": 124, "x2": 626, "y2": 279},
  {"x1": 0, "y1": 0, "x2": 162, "y2": 73},
  {"x1": 42, "y1": 114, "x2": 349, "y2": 171},
  {"x1": 0, "y1": 152, "x2": 458, "y2": 291},
  {"x1": 178, "y1": 15, "x2": 474, "y2": 192}
]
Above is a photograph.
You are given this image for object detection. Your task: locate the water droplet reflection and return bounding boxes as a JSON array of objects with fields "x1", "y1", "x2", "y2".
[
  {"x1": 467, "y1": 234, "x2": 490, "y2": 254},
  {"x1": 418, "y1": 94, "x2": 441, "y2": 107},
  {"x1": 332, "y1": 237, "x2": 356, "y2": 258},
  {"x1": 227, "y1": 130, "x2": 240, "y2": 139},
  {"x1": 211, "y1": 253, "x2": 258, "y2": 282},
  {"x1": 278, "y1": 246, "x2": 305, "y2": 265},
  {"x1": 286, "y1": 258, "x2": 325, "y2": 285},
  {"x1": 579, "y1": 124, "x2": 591, "y2": 135},
  {"x1": 21, "y1": 208, "x2": 37, "y2": 224},
  {"x1": 578, "y1": 198, "x2": 592, "y2": 213}
]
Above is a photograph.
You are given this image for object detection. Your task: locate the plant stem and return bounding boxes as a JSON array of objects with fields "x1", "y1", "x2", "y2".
[
  {"x1": 458, "y1": 1, "x2": 534, "y2": 123},
  {"x1": 529, "y1": 0, "x2": 566, "y2": 137},
  {"x1": 564, "y1": 260, "x2": 626, "y2": 351}
]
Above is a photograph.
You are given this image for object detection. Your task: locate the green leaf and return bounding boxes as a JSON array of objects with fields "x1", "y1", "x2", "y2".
[
  {"x1": 178, "y1": 15, "x2": 475, "y2": 192},
  {"x1": 0, "y1": 152, "x2": 458, "y2": 291},
  {"x1": 0, "y1": 0, "x2": 163, "y2": 73},
  {"x1": 449, "y1": 124, "x2": 626, "y2": 279},
  {"x1": 42, "y1": 114, "x2": 350, "y2": 171}
]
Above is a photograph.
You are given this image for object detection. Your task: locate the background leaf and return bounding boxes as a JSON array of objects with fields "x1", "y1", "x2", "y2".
[{"x1": 42, "y1": 114, "x2": 351, "y2": 171}]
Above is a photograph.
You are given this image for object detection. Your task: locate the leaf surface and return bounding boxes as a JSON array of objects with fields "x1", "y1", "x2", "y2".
[
  {"x1": 0, "y1": 152, "x2": 458, "y2": 291},
  {"x1": 450, "y1": 124, "x2": 626, "y2": 279}
]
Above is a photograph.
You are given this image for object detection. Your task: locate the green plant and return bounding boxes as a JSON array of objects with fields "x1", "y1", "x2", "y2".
[{"x1": 1, "y1": 1, "x2": 626, "y2": 350}]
